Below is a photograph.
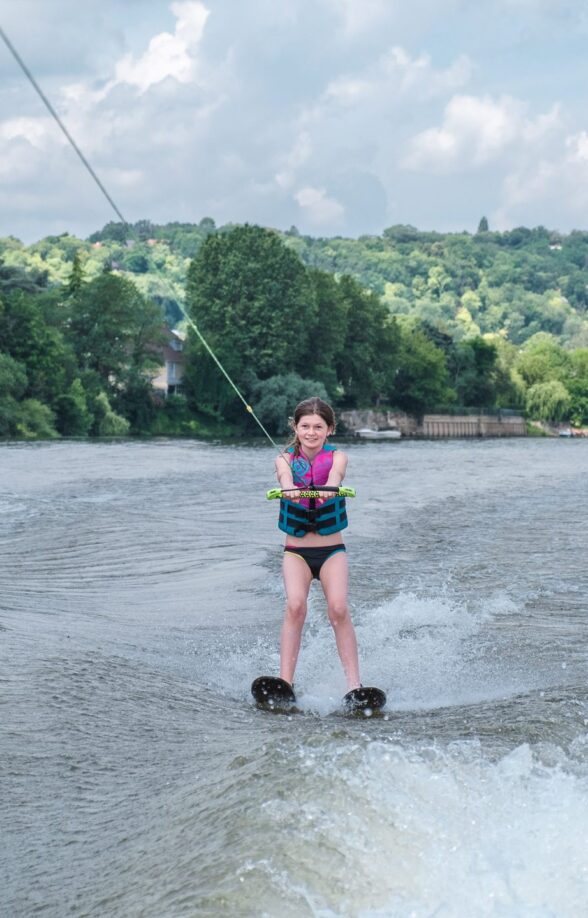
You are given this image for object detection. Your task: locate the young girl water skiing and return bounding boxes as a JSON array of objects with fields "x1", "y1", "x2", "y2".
[{"x1": 274, "y1": 397, "x2": 361, "y2": 692}]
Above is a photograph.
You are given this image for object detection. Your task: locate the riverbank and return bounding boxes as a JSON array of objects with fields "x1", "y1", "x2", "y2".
[
  {"x1": 4, "y1": 407, "x2": 588, "y2": 443},
  {"x1": 528, "y1": 420, "x2": 588, "y2": 437},
  {"x1": 340, "y1": 408, "x2": 528, "y2": 438}
]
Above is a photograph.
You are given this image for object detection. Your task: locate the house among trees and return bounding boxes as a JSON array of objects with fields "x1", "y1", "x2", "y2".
[{"x1": 151, "y1": 326, "x2": 186, "y2": 396}]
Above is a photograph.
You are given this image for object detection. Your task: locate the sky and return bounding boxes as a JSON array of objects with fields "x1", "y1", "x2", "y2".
[{"x1": 1, "y1": 0, "x2": 588, "y2": 243}]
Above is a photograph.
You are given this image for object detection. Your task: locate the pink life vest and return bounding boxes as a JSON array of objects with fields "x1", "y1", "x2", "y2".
[{"x1": 288, "y1": 445, "x2": 336, "y2": 507}]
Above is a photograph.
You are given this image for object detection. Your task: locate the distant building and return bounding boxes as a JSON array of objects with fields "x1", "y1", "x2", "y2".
[{"x1": 150, "y1": 326, "x2": 186, "y2": 396}]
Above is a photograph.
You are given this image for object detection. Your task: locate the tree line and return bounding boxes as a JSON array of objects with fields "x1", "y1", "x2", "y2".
[
  {"x1": 1, "y1": 220, "x2": 588, "y2": 439},
  {"x1": 5, "y1": 216, "x2": 588, "y2": 348},
  {"x1": 183, "y1": 225, "x2": 588, "y2": 431}
]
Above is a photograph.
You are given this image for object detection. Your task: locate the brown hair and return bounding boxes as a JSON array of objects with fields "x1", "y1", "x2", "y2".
[{"x1": 287, "y1": 397, "x2": 336, "y2": 456}]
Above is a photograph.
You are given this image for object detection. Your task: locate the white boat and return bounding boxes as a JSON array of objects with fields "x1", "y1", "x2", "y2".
[{"x1": 355, "y1": 428, "x2": 401, "y2": 440}]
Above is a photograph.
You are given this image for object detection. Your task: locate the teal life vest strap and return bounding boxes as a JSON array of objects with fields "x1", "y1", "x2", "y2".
[{"x1": 278, "y1": 496, "x2": 348, "y2": 538}]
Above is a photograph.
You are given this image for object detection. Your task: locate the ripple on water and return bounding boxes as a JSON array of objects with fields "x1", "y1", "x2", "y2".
[{"x1": 1, "y1": 439, "x2": 587, "y2": 917}]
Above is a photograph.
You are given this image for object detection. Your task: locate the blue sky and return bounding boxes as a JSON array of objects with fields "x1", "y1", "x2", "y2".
[{"x1": 1, "y1": 0, "x2": 587, "y2": 242}]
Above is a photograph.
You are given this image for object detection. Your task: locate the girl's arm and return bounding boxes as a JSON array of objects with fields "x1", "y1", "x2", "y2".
[
  {"x1": 275, "y1": 453, "x2": 295, "y2": 490},
  {"x1": 324, "y1": 450, "x2": 347, "y2": 489}
]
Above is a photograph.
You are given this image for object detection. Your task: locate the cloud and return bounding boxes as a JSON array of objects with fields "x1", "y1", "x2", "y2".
[
  {"x1": 267, "y1": 45, "x2": 472, "y2": 231},
  {"x1": 274, "y1": 132, "x2": 312, "y2": 190},
  {"x1": 321, "y1": 46, "x2": 471, "y2": 109},
  {"x1": 326, "y1": 0, "x2": 395, "y2": 39},
  {"x1": 295, "y1": 186, "x2": 345, "y2": 227},
  {"x1": 113, "y1": 1, "x2": 209, "y2": 92},
  {"x1": 493, "y1": 129, "x2": 588, "y2": 229},
  {"x1": 0, "y1": 116, "x2": 58, "y2": 151},
  {"x1": 567, "y1": 130, "x2": 588, "y2": 164},
  {"x1": 405, "y1": 94, "x2": 560, "y2": 172},
  {"x1": 1, "y1": 0, "x2": 588, "y2": 241}
]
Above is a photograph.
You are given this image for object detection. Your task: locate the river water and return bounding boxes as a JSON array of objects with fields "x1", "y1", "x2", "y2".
[{"x1": 1, "y1": 438, "x2": 587, "y2": 917}]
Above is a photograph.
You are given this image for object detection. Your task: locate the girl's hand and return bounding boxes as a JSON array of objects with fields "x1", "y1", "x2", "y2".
[
  {"x1": 316, "y1": 489, "x2": 337, "y2": 501},
  {"x1": 281, "y1": 487, "x2": 302, "y2": 503}
]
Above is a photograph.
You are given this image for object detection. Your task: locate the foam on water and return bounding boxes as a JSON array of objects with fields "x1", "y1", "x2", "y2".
[
  {"x1": 220, "y1": 735, "x2": 588, "y2": 917},
  {"x1": 201, "y1": 585, "x2": 556, "y2": 719}
]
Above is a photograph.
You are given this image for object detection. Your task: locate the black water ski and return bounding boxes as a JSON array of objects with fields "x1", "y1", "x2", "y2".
[
  {"x1": 343, "y1": 686, "x2": 386, "y2": 714},
  {"x1": 251, "y1": 676, "x2": 296, "y2": 709}
]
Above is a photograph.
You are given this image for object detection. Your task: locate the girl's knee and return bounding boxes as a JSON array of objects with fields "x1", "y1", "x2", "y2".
[
  {"x1": 328, "y1": 601, "x2": 350, "y2": 628},
  {"x1": 286, "y1": 598, "x2": 307, "y2": 625}
]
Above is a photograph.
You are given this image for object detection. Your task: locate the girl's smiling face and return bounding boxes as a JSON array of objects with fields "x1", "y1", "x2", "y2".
[{"x1": 295, "y1": 413, "x2": 332, "y2": 452}]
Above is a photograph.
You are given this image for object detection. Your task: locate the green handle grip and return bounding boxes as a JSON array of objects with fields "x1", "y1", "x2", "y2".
[{"x1": 266, "y1": 486, "x2": 356, "y2": 500}]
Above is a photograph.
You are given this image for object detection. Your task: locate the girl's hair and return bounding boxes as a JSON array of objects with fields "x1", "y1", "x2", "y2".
[{"x1": 286, "y1": 397, "x2": 336, "y2": 456}]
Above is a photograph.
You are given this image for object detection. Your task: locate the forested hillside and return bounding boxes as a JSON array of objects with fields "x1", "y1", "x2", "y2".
[
  {"x1": 3, "y1": 218, "x2": 588, "y2": 348},
  {"x1": 1, "y1": 219, "x2": 588, "y2": 439}
]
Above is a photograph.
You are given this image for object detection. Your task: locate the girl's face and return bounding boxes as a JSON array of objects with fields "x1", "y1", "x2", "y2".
[{"x1": 295, "y1": 413, "x2": 332, "y2": 450}]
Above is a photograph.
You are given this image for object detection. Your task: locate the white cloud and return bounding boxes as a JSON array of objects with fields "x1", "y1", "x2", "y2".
[
  {"x1": 497, "y1": 161, "x2": 557, "y2": 219},
  {"x1": 295, "y1": 187, "x2": 345, "y2": 226},
  {"x1": 566, "y1": 131, "x2": 588, "y2": 163},
  {"x1": 288, "y1": 45, "x2": 473, "y2": 182},
  {"x1": 329, "y1": 0, "x2": 393, "y2": 38},
  {"x1": 494, "y1": 129, "x2": 588, "y2": 228},
  {"x1": 405, "y1": 94, "x2": 560, "y2": 171},
  {"x1": 114, "y1": 1, "x2": 209, "y2": 93},
  {"x1": 0, "y1": 116, "x2": 59, "y2": 150},
  {"x1": 1, "y1": 0, "x2": 588, "y2": 240},
  {"x1": 275, "y1": 131, "x2": 312, "y2": 190},
  {"x1": 101, "y1": 167, "x2": 144, "y2": 188},
  {"x1": 322, "y1": 46, "x2": 471, "y2": 109},
  {"x1": 269, "y1": 45, "x2": 472, "y2": 230}
]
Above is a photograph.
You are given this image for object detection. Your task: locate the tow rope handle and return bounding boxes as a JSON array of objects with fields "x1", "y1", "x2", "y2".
[{"x1": 266, "y1": 486, "x2": 356, "y2": 500}]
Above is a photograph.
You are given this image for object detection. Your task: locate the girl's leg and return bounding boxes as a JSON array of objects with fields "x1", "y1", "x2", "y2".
[
  {"x1": 280, "y1": 552, "x2": 313, "y2": 685},
  {"x1": 320, "y1": 551, "x2": 361, "y2": 691}
]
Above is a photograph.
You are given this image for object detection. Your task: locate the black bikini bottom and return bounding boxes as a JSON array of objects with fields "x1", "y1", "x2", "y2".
[{"x1": 283, "y1": 544, "x2": 346, "y2": 580}]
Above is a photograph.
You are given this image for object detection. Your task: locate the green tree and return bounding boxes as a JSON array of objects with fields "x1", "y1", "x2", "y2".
[
  {"x1": 565, "y1": 349, "x2": 588, "y2": 425},
  {"x1": 306, "y1": 269, "x2": 348, "y2": 392},
  {"x1": 334, "y1": 275, "x2": 400, "y2": 407},
  {"x1": 122, "y1": 249, "x2": 150, "y2": 274},
  {"x1": 184, "y1": 225, "x2": 317, "y2": 415},
  {"x1": 14, "y1": 399, "x2": 58, "y2": 439},
  {"x1": 449, "y1": 337, "x2": 499, "y2": 407},
  {"x1": 383, "y1": 225, "x2": 421, "y2": 244},
  {"x1": 93, "y1": 392, "x2": 130, "y2": 437},
  {"x1": 67, "y1": 273, "x2": 164, "y2": 392},
  {"x1": 114, "y1": 369, "x2": 158, "y2": 434},
  {"x1": 525, "y1": 380, "x2": 571, "y2": 421},
  {"x1": 564, "y1": 272, "x2": 588, "y2": 311},
  {"x1": 0, "y1": 290, "x2": 73, "y2": 407},
  {"x1": 88, "y1": 222, "x2": 128, "y2": 244},
  {"x1": 477, "y1": 216, "x2": 489, "y2": 234},
  {"x1": 66, "y1": 251, "x2": 85, "y2": 296},
  {"x1": 427, "y1": 265, "x2": 451, "y2": 298},
  {"x1": 0, "y1": 259, "x2": 48, "y2": 294},
  {"x1": 393, "y1": 319, "x2": 454, "y2": 413},
  {"x1": 54, "y1": 378, "x2": 93, "y2": 436},
  {"x1": 199, "y1": 217, "x2": 216, "y2": 234},
  {"x1": 483, "y1": 334, "x2": 526, "y2": 408},
  {"x1": 252, "y1": 373, "x2": 329, "y2": 435},
  {"x1": 0, "y1": 352, "x2": 28, "y2": 436},
  {"x1": 515, "y1": 333, "x2": 570, "y2": 387}
]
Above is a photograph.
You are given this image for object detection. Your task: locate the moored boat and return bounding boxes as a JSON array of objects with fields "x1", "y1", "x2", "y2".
[{"x1": 355, "y1": 427, "x2": 401, "y2": 440}]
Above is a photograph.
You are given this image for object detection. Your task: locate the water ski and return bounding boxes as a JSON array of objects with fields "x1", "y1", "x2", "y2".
[
  {"x1": 251, "y1": 676, "x2": 296, "y2": 709},
  {"x1": 343, "y1": 686, "x2": 386, "y2": 714}
]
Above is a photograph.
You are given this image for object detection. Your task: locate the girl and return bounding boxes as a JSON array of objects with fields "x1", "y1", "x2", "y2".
[{"x1": 275, "y1": 397, "x2": 361, "y2": 692}]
